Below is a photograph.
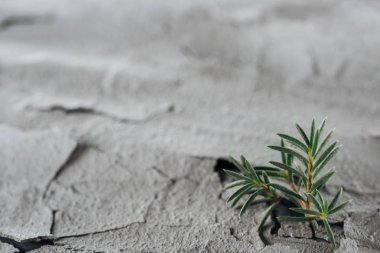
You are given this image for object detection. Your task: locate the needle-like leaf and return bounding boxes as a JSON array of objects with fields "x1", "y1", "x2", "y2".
[
  {"x1": 328, "y1": 187, "x2": 342, "y2": 210},
  {"x1": 268, "y1": 183, "x2": 304, "y2": 201},
  {"x1": 254, "y1": 166, "x2": 281, "y2": 171},
  {"x1": 242, "y1": 156, "x2": 260, "y2": 182},
  {"x1": 295, "y1": 123, "x2": 310, "y2": 147},
  {"x1": 281, "y1": 139, "x2": 287, "y2": 164},
  {"x1": 239, "y1": 189, "x2": 265, "y2": 217},
  {"x1": 323, "y1": 219, "x2": 336, "y2": 249},
  {"x1": 257, "y1": 202, "x2": 279, "y2": 231},
  {"x1": 229, "y1": 156, "x2": 249, "y2": 175},
  {"x1": 310, "y1": 119, "x2": 316, "y2": 147},
  {"x1": 228, "y1": 184, "x2": 253, "y2": 207},
  {"x1": 315, "y1": 190, "x2": 328, "y2": 213},
  {"x1": 289, "y1": 208, "x2": 321, "y2": 216},
  {"x1": 328, "y1": 200, "x2": 351, "y2": 215},
  {"x1": 314, "y1": 147, "x2": 340, "y2": 177},
  {"x1": 224, "y1": 180, "x2": 247, "y2": 190},
  {"x1": 268, "y1": 146, "x2": 308, "y2": 167},
  {"x1": 312, "y1": 129, "x2": 320, "y2": 156},
  {"x1": 314, "y1": 142, "x2": 338, "y2": 168},
  {"x1": 310, "y1": 170, "x2": 335, "y2": 193},
  {"x1": 256, "y1": 170, "x2": 284, "y2": 178},
  {"x1": 286, "y1": 153, "x2": 294, "y2": 166},
  {"x1": 286, "y1": 195, "x2": 303, "y2": 207},
  {"x1": 277, "y1": 134, "x2": 308, "y2": 153},
  {"x1": 307, "y1": 193, "x2": 323, "y2": 212},
  {"x1": 315, "y1": 129, "x2": 334, "y2": 157},
  {"x1": 269, "y1": 161, "x2": 307, "y2": 181},
  {"x1": 223, "y1": 169, "x2": 251, "y2": 181},
  {"x1": 319, "y1": 117, "x2": 327, "y2": 134},
  {"x1": 262, "y1": 171, "x2": 270, "y2": 184}
]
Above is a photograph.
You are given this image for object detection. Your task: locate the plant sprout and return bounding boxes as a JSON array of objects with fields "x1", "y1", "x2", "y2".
[{"x1": 223, "y1": 118, "x2": 350, "y2": 249}]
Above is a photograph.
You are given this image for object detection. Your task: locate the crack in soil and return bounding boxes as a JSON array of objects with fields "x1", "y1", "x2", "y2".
[
  {"x1": 42, "y1": 143, "x2": 83, "y2": 201},
  {"x1": 0, "y1": 236, "x2": 55, "y2": 253}
]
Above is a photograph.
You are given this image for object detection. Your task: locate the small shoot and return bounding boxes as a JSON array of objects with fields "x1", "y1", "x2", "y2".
[{"x1": 223, "y1": 118, "x2": 350, "y2": 249}]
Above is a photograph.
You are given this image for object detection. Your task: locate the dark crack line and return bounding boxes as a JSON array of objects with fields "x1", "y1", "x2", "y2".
[
  {"x1": 53, "y1": 221, "x2": 147, "y2": 242},
  {"x1": 151, "y1": 166, "x2": 171, "y2": 180},
  {"x1": 0, "y1": 236, "x2": 55, "y2": 253},
  {"x1": 54, "y1": 223, "x2": 192, "y2": 244},
  {"x1": 42, "y1": 143, "x2": 83, "y2": 201},
  {"x1": 49, "y1": 210, "x2": 57, "y2": 235}
]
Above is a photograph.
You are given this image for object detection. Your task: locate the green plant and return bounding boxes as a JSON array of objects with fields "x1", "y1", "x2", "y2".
[{"x1": 223, "y1": 118, "x2": 350, "y2": 249}]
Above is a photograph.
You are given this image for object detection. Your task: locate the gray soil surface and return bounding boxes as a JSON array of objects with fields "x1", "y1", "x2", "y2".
[{"x1": 0, "y1": 0, "x2": 380, "y2": 252}]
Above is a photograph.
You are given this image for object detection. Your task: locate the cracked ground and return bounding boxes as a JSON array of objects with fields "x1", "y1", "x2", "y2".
[{"x1": 1, "y1": 0, "x2": 380, "y2": 252}]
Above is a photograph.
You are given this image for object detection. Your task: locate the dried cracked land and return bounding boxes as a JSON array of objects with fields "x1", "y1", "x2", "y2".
[{"x1": 0, "y1": 0, "x2": 380, "y2": 252}]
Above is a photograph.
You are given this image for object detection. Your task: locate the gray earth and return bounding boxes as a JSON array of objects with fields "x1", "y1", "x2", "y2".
[{"x1": 1, "y1": 0, "x2": 380, "y2": 252}]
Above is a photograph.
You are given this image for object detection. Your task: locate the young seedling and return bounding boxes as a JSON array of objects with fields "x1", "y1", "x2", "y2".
[{"x1": 223, "y1": 118, "x2": 350, "y2": 249}]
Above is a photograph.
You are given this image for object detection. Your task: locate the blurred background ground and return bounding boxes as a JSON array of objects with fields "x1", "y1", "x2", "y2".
[{"x1": 0, "y1": 0, "x2": 379, "y2": 252}]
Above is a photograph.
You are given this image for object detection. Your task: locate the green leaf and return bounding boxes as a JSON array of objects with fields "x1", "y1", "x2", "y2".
[
  {"x1": 315, "y1": 190, "x2": 328, "y2": 212},
  {"x1": 289, "y1": 208, "x2": 321, "y2": 216},
  {"x1": 241, "y1": 156, "x2": 260, "y2": 182},
  {"x1": 310, "y1": 119, "x2": 316, "y2": 147},
  {"x1": 269, "y1": 161, "x2": 307, "y2": 181},
  {"x1": 281, "y1": 139, "x2": 287, "y2": 164},
  {"x1": 278, "y1": 216, "x2": 315, "y2": 222},
  {"x1": 328, "y1": 200, "x2": 351, "y2": 214},
  {"x1": 223, "y1": 169, "x2": 251, "y2": 181},
  {"x1": 286, "y1": 195, "x2": 303, "y2": 207},
  {"x1": 254, "y1": 166, "x2": 281, "y2": 171},
  {"x1": 257, "y1": 202, "x2": 279, "y2": 231},
  {"x1": 268, "y1": 146, "x2": 308, "y2": 167},
  {"x1": 229, "y1": 156, "x2": 249, "y2": 175},
  {"x1": 314, "y1": 147, "x2": 340, "y2": 177},
  {"x1": 227, "y1": 184, "x2": 252, "y2": 202},
  {"x1": 323, "y1": 219, "x2": 336, "y2": 249},
  {"x1": 224, "y1": 180, "x2": 247, "y2": 190},
  {"x1": 315, "y1": 129, "x2": 334, "y2": 157},
  {"x1": 228, "y1": 184, "x2": 253, "y2": 207},
  {"x1": 268, "y1": 183, "x2": 304, "y2": 201},
  {"x1": 328, "y1": 187, "x2": 342, "y2": 210},
  {"x1": 277, "y1": 134, "x2": 308, "y2": 153},
  {"x1": 307, "y1": 193, "x2": 323, "y2": 212},
  {"x1": 239, "y1": 189, "x2": 265, "y2": 217},
  {"x1": 315, "y1": 190, "x2": 323, "y2": 202},
  {"x1": 314, "y1": 142, "x2": 338, "y2": 168},
  {"x1": 310, "y1": 170, "x2": 335, "y2": 193},
  {"x1": 262, "y1": 171, "x2": 270, "y2": 184},
  {"x1": 286, "y1": 153, "x2": 294, "y2": 166},
  {"x1": 295, "y1": 123, "x2": 310, "y2": 147},
  {"x1": 256, "y1": 170, "x2": 285, "y2": 178},
  {"x1": 312, "y1": 129, "x2": 320, "y2": 156},
  {"x1": 319, "y1": 117, "x2": 327, "y2": 134}
]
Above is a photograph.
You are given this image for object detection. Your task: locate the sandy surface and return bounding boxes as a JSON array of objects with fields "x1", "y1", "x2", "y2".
[{"x1": 0, "y1": 0, "x2": 380, "y2": 252}]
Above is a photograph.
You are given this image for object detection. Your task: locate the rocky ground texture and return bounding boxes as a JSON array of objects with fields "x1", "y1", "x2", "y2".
[{"x1": 1, "y1": 0, "x2": 380, "y2": 252}]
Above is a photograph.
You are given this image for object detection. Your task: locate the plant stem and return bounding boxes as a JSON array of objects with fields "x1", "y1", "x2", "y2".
[
  {"x1": 305, "y1": 149, "x2": 315, "y2": 209},
  {"x1": 286, "y1": 149, "x2": 315, "y2": 210}
]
